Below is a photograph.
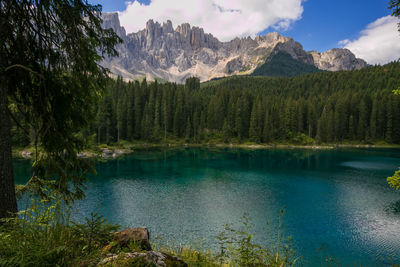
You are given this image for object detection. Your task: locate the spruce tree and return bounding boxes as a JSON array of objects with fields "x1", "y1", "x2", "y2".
[{"x1": 0, "y1": 0, "x2": 120, "y2": 222}]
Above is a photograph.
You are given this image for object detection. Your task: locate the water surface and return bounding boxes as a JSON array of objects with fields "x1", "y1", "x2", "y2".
[{"x1": 14, "y1": 148, "x2": 400, "y2": 266}]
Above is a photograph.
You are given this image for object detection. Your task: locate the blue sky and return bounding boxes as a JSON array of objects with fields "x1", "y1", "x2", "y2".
[
  {"x1": 91, "y1": 0, "x2": 400, "y2": 64},
  {"x1": 264, "y1": 0, "x2": 391, "y2": 52}
]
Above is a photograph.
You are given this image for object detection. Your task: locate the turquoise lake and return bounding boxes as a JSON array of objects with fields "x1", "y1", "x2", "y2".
[{"x1": 14, "y1": 148, "x2": 400, "y2": 266}]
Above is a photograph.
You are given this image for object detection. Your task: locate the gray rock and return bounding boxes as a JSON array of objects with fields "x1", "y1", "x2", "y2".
[
  {"x1": 101, "y1": 148, "x2": 114, "y2": 158},
  {"x1": 21, "y1": 151, "x2": 33, "y2": 158},
  {"x1": 101, "y1": 14, "x2": 368, "y2": 83},
  {"x1": 310, "y1": 48, "x2": 367, "y2": 71},
  {"x1": 113, "y1": 227, "x2": 152, "y2": 251},
  {"x1": 99, "y1": 251, "x2": 187, "y2": 267}
]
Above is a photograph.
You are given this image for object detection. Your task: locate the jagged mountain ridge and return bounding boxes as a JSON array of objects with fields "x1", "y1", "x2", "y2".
[{"x1": 101, "y1": 13, "x2": 367, "y2": 83}]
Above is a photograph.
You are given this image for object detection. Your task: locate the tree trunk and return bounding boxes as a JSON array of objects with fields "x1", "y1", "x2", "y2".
[{"x1": 0, "y1": 83, "x2": 17, "y2": 225}]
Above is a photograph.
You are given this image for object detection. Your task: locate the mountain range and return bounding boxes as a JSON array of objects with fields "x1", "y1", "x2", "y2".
[{"x1": 101, "y1": 13, "x2": 368, "y2": 83}]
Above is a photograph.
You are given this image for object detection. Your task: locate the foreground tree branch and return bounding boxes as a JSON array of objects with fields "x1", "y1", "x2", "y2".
[{"x1": 0, "y1": 0, "x2": 121, "y2": 224}]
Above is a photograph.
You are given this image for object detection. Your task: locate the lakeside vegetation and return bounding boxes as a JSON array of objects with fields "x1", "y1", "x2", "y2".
[{"x1": 0, "y1": 194, "x2": 297, "y2": 267}]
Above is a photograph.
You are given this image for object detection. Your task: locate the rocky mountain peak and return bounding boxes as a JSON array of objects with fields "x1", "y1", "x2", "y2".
[
  {"x1": 101, "y1": 13, "x2": 368, "y2": 83},
  {"x1": 310, "y1": 48, "x2": 367, "y2": 71},
  {"x1": 101, "y1": 12, "x2": 126, "y2": 39},
  {"x1": 163, "y1": 20, "x2": 174, "y2": 33}
]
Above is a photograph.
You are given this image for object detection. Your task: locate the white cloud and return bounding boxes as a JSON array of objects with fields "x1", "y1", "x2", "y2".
[
  {"x1": 337, "y1": 39, "x2": 350, "y2": 47},
  {"x1": 339, "y1": 16, "x2": 400, "y2": 65},
  {"x1": 118, "y1": 0, "x2": 304, "y2": 41}
]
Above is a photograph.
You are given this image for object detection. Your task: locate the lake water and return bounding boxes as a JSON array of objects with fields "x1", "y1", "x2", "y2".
[{"x1": 14, "y1": 148, "x2": 400, "y2": 266}]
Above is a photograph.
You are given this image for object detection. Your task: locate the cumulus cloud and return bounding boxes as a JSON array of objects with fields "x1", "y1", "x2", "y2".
[
  {"x1": 118, "y1": 0, "x2": 304, "y2": 41},
  {"x1": 339, "y1": 16, "x2": 400, "y2": 65}
]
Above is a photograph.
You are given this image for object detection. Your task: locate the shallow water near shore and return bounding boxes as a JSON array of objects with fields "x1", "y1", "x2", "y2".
[{"x1": 14, "y1": 148, "x2": 400, "y2": 266}]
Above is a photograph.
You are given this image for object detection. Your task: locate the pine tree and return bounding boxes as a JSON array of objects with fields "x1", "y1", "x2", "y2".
[
  {"x1": 334, "y1": 97, "x2": 348, "y2": 141},
  {"x1": 370, "y1": 98, "x2": 378, "y2": 140},
  {"x1": 249, "y1": 102, "x2": 261, "y2": 142},
  {"x1": 357, "y1": 99, "x2": 369, "y2": 141},
  {"x1": 153, "y1": 99, "x2": 161, "y2": 141},
  {"x1": 348, "y1": 115, "x2": 355, "y2": 140},
  {"x1": 262, "y1": 110, "x2": 272, "y2": 143},
  {"x1": 185, "y1": 118, "x2": 192, "y2": 142},
  {"x1": 235, "y1": 105, "x2": 243, "y2": 140},
  {"x1": 317, "y1": 106, "x2": 328, "y2": 143},
  {"x1": 222, "y1": 119, "x2": 232, "y2": 142},
  {"x1": 386, "y1": 97, "x2": 393, "y2": 143},
  {"x1": 173, "y1": 103, "x2": 182, "y2": 137},
  {"x1": 134, "y1": 84, "x2": 143, "y2": 139},
  {"x1": 126, "y1": 82, "x2": 135, "y2": 140}
]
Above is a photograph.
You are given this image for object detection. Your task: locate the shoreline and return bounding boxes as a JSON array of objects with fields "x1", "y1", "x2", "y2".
[{"x1": 13, "y1": 142, "x2": 400, "y2": 160}]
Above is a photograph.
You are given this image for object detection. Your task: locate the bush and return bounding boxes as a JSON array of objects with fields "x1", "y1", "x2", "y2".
[{"x1": 291, "y1": 133, "x2": 315, "y2": 145}]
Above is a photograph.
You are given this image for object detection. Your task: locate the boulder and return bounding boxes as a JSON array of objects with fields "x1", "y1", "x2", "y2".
[
  {"x1": 102, "y1": 148, "x2": 113, "y2": 155},
  {"x1": 102, "y1": 148, "x2": 113, "y2": 158},
  {"x1": 113, "y1": 228, "x2": 152, "y2": 251},
  {"x1": 99, "y1": 251, "x2": 187, "y2": 267},
  {"x1": 21, "y1": 150, "x2": 33, "y2": 158},
  {"x1": 112, "y1": 149, "x2": 125, "y2": 158}
]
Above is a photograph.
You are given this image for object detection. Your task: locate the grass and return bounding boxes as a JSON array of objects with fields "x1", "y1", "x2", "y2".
[
  {"x1": 155, "y1": 212, "x2": 299, "y2": 267},
  {"x1": 0, "y1": 193, "x2": 299, "y2": 267},
  {"x1": 0, "y1": 194, "x2": 118, "y2": 266}
]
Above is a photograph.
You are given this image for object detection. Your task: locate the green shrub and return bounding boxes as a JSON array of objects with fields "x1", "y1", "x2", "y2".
[{"x1": 291, "y1": 133, "x2": 315, "y2": 145}]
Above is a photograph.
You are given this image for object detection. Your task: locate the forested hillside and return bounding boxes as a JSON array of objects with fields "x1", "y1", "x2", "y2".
[
  {"x1": 12, "y1": 62, "x2": 400, "y2": 146},
  {"x1": 252, "y1": 52, "x2": 322, "y2": 77}
]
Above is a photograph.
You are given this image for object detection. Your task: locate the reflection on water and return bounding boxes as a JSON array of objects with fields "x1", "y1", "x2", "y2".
[
  {"x1": 14, "y1": 148, "x2": 400, "y2": 266},
  {"x1": 341, "y1": 160, "x2": 397, "y2": 170},
  {"x1": 385, "y1": 200, "x2": 400, "y2": 215}
]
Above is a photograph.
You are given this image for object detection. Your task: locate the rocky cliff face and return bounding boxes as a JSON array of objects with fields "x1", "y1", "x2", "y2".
[
  {"x1": 309, "y1": 49, "x2": 368, "y2": 71},
  {"x1": 101, "y1": 13, "x2": 368, "y2": 83}
]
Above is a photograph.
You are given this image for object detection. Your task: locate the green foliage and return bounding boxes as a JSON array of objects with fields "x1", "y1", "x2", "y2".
[
  {"x1": 252, "y1": 52, "x2": 322, "y2": 77},
  {"x1": 291, "y1": 133, "x2": 316, "y2": 145},
  {"x1": 72, "y1": 213, "x2": 119, "y2": 254},
  {"x1": 0, "y1": 192, "x2": 119, "y2": 266},
  {"x1": 155, "y1": 212, "x2": 298, "y2": 267},
  {"x1": 387, "y1": 0, "x2": 400, "y2": 190},
  {"x1": 216, "y1": 212, "x2": 298, "y2": 267},
  {"x1": 389, "y1": 0, "x2": 400, "y2": 31},
  {"x1": 388, "y1": 167, "x2": 400, "y2": 190},
  {"x1": 2, "y1": 0, "x2": 121, "y2": 207},
  {"x1": 102, "y1": 254, "x2": 157, "y2": 267}
]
